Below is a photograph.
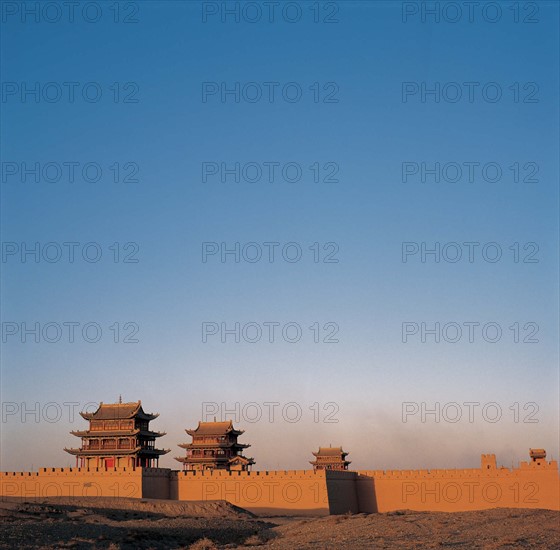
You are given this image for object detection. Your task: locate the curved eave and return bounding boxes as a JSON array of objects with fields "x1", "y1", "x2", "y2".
[
  {"x1": 78, "y1": 404, "x2": 159, "y2": 422},
  {"x1": 312, "y1": 452, "x2": 349, "y2": 458},
  {"x1": 151, "y1": 448, "x2": 170, "y2": 456},
  {"x1": 65, "y1": 448, "x2": 138, "y2": 456},
  {"x1": 230, "y1": 457, "x2": 255, "y2": 464},
  {"x1": 64, "y1": 447, "x2": 83, "y2": 455},
  {"x1": 70, "y1": 429, "x2": 164, "y2": 438},
  {"x1": 70, "y1": 429, "x2": 141, "y2": 437},
  {"x1": 185, "y1": 428, "x2": 245, "y2": 436},
  {"x1": 137, "y1": 412, "x2": 159, "y2": 421},
  {"x1": 310, "y1": 461, "x2": 351, "y2": 466},
  {"x1": 178, "y1": 442, "x2": 250, "y2": 450},
  {"x1": 64, "y1": 447, "x2": 139, "y2": 456},
  {"x1": 135, "y1": 448, "x2": 170, "y2": 456},
  {"x1": 136, "y1": 430, "x2": 166, "y2": 438},
  {"x1": 64, "y1": 447, "x2": 170, "y2": 456},
  {"x1": 185, "y1": 429, "x2": 240, "y2": 436},
  {"x1": 79, "y1": 413, "x2": 158, "y2": 420},
  {"x1": 310, "y1": 459, "x2": 352, "y2": 464}
]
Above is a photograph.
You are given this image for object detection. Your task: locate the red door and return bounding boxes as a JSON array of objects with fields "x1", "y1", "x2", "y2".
[{"x1": 105, "y1": 458, "x2": 115, "y2": 468}]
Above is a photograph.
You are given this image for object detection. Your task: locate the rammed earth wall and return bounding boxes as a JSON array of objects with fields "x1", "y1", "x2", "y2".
[{"x1": 1, "y1": 456, "x2": 558, "y2": 515}]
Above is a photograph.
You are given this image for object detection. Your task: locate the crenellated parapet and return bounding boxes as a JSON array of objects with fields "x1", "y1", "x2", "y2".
[
  {"x1": 1, "y1": 453, "x2": 558, "y2": 515},
  {"x1": 171, "y1": 469, "x2": 333, "y2": 479}
]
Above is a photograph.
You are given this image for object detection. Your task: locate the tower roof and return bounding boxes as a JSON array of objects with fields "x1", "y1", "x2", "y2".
[
  {"x1": 186, "y1": 420, "x2": 244, "y2": 436},
  {"x1": 312, "y1": 446, "x2": 349, "y2": 457},
  {"x1": 529, "y1": 448, "x2": 546, "y2": 459},
  {"x1": 80, "y1": 400, "x2": 159, "y2": 421}
]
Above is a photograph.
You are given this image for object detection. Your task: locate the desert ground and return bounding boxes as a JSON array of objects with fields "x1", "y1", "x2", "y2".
[{"x1": 0, "y1": 497, "x2": 558, "y2": 549}]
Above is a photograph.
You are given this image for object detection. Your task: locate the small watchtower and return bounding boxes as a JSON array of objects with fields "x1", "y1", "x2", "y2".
[
  {"x1": 529, "y1": 448, "x2": 547, "y2": 463},
  {"x1": 310, "y1": 446, "x2": 351, "y2": 471},
  {"x1": 481, "y1": 454, "x2": 497, "y2": 470}
]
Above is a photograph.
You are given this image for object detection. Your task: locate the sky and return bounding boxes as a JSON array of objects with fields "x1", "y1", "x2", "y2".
[{"x1": 0, "y1": 0, "x2": 558, "y2": 472}]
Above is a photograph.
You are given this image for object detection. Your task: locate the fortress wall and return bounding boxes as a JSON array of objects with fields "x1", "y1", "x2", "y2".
[
  {"x1": 1, "y1": 458, "x2": 558, "y2": 514},
  {"x1": 171, "y1": 469, "x2": 332, "y2": 515},
  {"x1": 356, "y1": 460, "x2": 560, "y2": 513},
  {"x1": 140, "y1": 467, "x2": 171, "y2": 499},
  {"x1": 0, "y1": 467, "x2": 170, "y2": 500},
  {"x1": 324, "y1": 470, "x2": 359, "y2": 514}
]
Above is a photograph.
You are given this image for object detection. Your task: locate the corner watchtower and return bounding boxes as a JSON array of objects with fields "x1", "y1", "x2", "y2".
[
  {"x1": 529, "y1": 448, "x2": 548, "y2": 466},
  {"x1": 480, "y1": 454, "x2": 497, "y2": 470},
  {"x1": 310, "y1": 446, "x2": 351, "y2": 471}
]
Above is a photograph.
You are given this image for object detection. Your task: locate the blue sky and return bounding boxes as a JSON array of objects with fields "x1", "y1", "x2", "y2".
[{"x1": 1, "y1": 0, "x2": 558, "y2": 471}]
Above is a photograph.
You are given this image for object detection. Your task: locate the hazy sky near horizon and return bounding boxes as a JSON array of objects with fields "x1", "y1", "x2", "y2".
[{"x1": 1, "y1": 1, "x2": 558, "y2": 472}]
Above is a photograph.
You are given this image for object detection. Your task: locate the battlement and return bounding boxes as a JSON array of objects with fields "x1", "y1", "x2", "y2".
[
  {"x1": 520, "y1": 459, "x2": 558, "y2": 470},
  {"x1": 358, "y1": 468, "x2": 498, "y2": 479},
  {"x1": 1, "y1": 454, "x2": 558, "y2": 514},
  {"x1": 171, "y1": 469, "x2": 329, "y2": 479},
  {"x1": 0, "y1": 466, "x2": 170, "y2": 477},
  {"x1": 481, "y1": 454, "x2": 497, "y2": 470},
  {"x1": 359, "y1": 467, "x2": 556, "y2": 480}
]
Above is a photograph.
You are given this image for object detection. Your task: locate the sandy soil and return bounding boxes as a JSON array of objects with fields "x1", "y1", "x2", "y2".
[
  {"x1": 257, "y1": 509, "x2": 560, "y2": 549},
  {"x1": 0, "y1": 498, "x2": 558, "y2": 549}
]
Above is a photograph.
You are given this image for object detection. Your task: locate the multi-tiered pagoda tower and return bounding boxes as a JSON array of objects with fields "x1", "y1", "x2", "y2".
[
  {"x1": 175, "y1": 420, "x2": 255, "y2": 471},
  {"x1": 310, "y1": 446, "x2": 351, "y2": 471},
  {"x1": 64, "y1": 400, "x2": 169, "y2": 468}
]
